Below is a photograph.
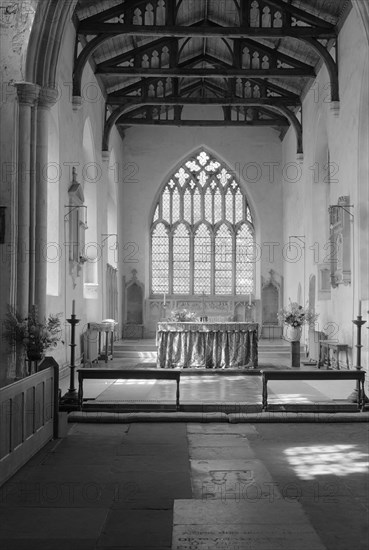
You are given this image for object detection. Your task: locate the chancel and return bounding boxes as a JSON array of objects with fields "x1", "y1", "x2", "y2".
[{"x1": 0, "y1": 1, "x2": 368, "y2": 548}]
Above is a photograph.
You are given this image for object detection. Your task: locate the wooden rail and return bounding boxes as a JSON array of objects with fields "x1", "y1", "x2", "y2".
[
  {"x1": 261, "y1": 369, "x2": 366, "y2": 411},
  {"x1": 77, "y1": 369, "x2": 181, "y2": 410}
]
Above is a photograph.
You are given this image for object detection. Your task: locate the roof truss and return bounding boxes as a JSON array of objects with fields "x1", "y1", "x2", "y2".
[{"x1": 74, "y1": 0, "x2": 343, "y2": 153}]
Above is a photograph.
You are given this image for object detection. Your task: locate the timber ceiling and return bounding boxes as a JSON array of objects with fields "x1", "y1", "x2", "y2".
[{"x1": 73, "y1": 0, "x2": 351, "y2": 150}]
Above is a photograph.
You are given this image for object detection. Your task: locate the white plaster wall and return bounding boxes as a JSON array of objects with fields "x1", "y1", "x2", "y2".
[
  {"x1": 282, "y1": 7, "x2": 369, "y2": 360},
  {"x1": 44, "y1": 19, "x2": 124, "y2": 367},
  {"x1": 119, "y1": 125, "x2": 284, "y2": 309}
]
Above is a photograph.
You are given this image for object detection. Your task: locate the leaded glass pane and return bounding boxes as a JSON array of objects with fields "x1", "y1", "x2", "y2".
[
  {"x1": 197, "y1": 151, "x2": 209, "y2": 166},
  {"x1": 214, "y1": 225, "x2": 233, "y2": 294},
  {"x1": 194, "y1": 224, "x2": 211, "y2": 294},
  {"x1": 193, "y1": 189, "x2": 201, "y2": 223},
  {"x1": 173, "y1": 224, "x2": 190, "y2": 293},
  {"x1": 186, "y1": 160, "x2": 200, "y2": 172},
  {"x1": 183, "y1": 189, "x2": 192, "y2": 223},
  {"x1": 225, "y1": 189, "x2": 233, "y2": 223},
  {"x1": 175, "y1": 167, "x2": 189, "y2": 186},
  {"x1": 162, "y1": 187, "x2": 171, "y2": 221},
  {"x1": 153, "y1": 205, "x2": 159, "y2": 221},
  {"x1": 246, "y1": 206, "x2": 253, "y2": 224},
  {"x1": 204, "y1": 188, "x2": 212, "y2": 222},
  {"x1": 217, "y1": 168, "x2": 231, "y2": 186},
  {"x1": 236, "y1": 224, "x2": 254, "y2": 294},
  {"x1": 151, "y1": 223, "x2": 169, "y2": 292},
  {"x1": 206, "y1": 160, "x2": 221, "y2": 172},
  {"x1": 172, "y1": 188, "x2": 180, "y2": 223},
  {"x1": 235, "y1": 189, "x2": 244, "y2": 223},
  {"x1": 214, "y1": 189, "x2": 222, "y2": 223},
  {"x1": 198, "y1": 170, "x2": 208, "y2": 186}
]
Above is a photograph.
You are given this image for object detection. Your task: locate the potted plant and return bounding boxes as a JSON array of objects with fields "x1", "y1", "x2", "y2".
[
  {"x1": 4, "y1": 305, "x2": 63, "y2": 361},
  {"x1": 277, "y1": 300, "x2": 319, "y2": 341}
]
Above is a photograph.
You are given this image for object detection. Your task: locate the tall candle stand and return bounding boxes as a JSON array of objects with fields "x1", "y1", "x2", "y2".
[
  {"x1": 348, "y1": 312, "x2": 368, "y2": 405},
  {"x1": 60, "y1": 303, "x2": 80, "y2": 409}
]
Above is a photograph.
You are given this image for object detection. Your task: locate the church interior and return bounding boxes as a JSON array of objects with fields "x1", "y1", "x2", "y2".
[{"x1": 0, "y1": 0, "x2": 368, "y2": 548}]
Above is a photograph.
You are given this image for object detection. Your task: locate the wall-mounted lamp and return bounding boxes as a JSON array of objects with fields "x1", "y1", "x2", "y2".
[
  {"x1": 64, "y1": 204, "x2": 88, "y2": 228},
  {"x1": 101, "y1": 233, "x2": 118, "y2": 249},
  {"x1": 0, "y1": 206, "x2": 7, "y2": 244}
]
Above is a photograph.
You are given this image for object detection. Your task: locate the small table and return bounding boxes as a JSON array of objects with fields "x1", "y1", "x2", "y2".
[
  {"x1": 88, "y1": 321, "x2": 116, "y2": 363},
  {"x1": 318, "y1": 340, "x2": 350, "y2": 369}
]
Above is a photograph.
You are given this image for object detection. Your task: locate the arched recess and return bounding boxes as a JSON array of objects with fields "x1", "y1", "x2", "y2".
[
  {"x1": 357, "y1": 55, "x2": 369, "y2": 302},
  {"x1": 312, "y1": 112, "x2": 331, "y2": 302},
  {"x1": 46, "y1": 103, "x2": 60, "y2": 296},
  {"x1": 82, "y1": 117, "x2": 100, "y2": 318},
  {"x1": 107, "y1": 149, "x2": 118, "y2": 268},
  {"x1": 105, "y1": 149, "x2": 119, "y2": 323}
]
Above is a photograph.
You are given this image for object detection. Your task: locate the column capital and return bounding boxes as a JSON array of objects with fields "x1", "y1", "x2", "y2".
[
  {"x1": 15, "y1": 82, "x2": 40, "y2": 106},
  {"x1": 38, "y1": 87, "x2": 59, "y2": 109}
]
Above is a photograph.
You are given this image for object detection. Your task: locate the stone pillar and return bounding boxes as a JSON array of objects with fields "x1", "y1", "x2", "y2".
[
  {"x1": 15, "y1": 83, "x2": 39, "y2": 317},
  {"x1": 34, "y1": 87, "x2": 58, "y2": 319}
]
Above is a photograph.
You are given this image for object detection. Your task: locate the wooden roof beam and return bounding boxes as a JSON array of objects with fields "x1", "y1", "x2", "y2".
[
  {"x1": 106, "y1": 96, "x2": 301, "y2": 107},
  {"x1": 78, "y1": 23, "x2": 336, "y2": 39},
  {"x1": 96, "y1": 67, "x2": 315, "y2": 78},
  {"x1": 116, "y1": 118, "x2": 290, "y2": 127}
]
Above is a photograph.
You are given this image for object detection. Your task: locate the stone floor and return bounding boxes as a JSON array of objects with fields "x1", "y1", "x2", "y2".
[
  {"x1": 0, "y1": 422, "x2": 368, "y2": 549},
  {"x1": 1, "y1": 340, "x2": 368, "y2": 548}
]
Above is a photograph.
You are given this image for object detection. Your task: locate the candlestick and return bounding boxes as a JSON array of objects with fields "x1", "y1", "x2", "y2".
[
  {"x1": 59, "y1": 307, "x2": 80, "y2": 410},
  {"x1": 249, "y1": 294, "x2": 252, "y2": 306},
  {"x1": 347, "y1": 313, "x2": 368, "y2": 409},
  {"x1": 163, "y1": 293, "x2": 166, "y2": 306},
  {"x1": 72, "y1": 299, "x2": 75, "y2": 315}
]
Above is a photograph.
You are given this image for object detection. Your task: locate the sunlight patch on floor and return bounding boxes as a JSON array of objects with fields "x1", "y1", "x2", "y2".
[
  {"x1": 284, "y1": 444, "x2": 369, "y2": 480},
  {"x1": 268, "y1": 393, "x2": 316, "y2": 404}
]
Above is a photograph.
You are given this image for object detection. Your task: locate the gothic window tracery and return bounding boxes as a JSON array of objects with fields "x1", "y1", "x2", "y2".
[{"x1": 150, "y1": 150, "x2": 255, "y2": 295}]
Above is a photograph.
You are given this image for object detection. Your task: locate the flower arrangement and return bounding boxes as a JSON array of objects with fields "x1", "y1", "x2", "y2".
[
  {"x1": 168, "y1": 308, "x2": 199, "y2": 322},
  {"x1": 4, "y1": 305, "x2": 63, "y2": 354},
  {"x1": 277, "y1": 301, "x2": 319, "y2": 328}
]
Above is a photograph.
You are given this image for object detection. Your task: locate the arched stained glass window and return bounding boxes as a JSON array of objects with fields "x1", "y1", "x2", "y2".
[{"x1": 150, "y1": 149, "x2": 255, "y2": 295}]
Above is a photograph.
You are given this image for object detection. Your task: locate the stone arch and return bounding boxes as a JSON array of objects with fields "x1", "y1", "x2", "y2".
[{"x1": 26, "y1": 0, "x2": 77, "y2": 88}]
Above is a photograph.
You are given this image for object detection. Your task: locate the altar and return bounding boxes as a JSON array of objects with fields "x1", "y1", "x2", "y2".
[{"x1": 156, "y1": 322, "x2": 258, "y2": 369}]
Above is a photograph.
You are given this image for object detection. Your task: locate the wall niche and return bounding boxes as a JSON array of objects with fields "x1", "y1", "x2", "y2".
[{"x1": 123, "y1": 269, "x2": 144, "y2": 339}]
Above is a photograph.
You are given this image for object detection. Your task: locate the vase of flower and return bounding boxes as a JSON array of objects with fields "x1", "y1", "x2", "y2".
[
  {"x1": 26, "y1": 347, "x2": 44, "y2": 361},
  {"x1": 4, "y1": 304, "x2": 63, "y2": 377},
  {"x1": 284, "y1": 325, "x2": 302, "y2": 342}
]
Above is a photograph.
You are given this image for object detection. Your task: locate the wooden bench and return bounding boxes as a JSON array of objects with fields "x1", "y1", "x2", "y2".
[
  {"x1": 260, "y1": 369, "x2": 366, "y2": 411},
  {"x1": 77, "y1": 369, "x2": 181, "y2": 410}
]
